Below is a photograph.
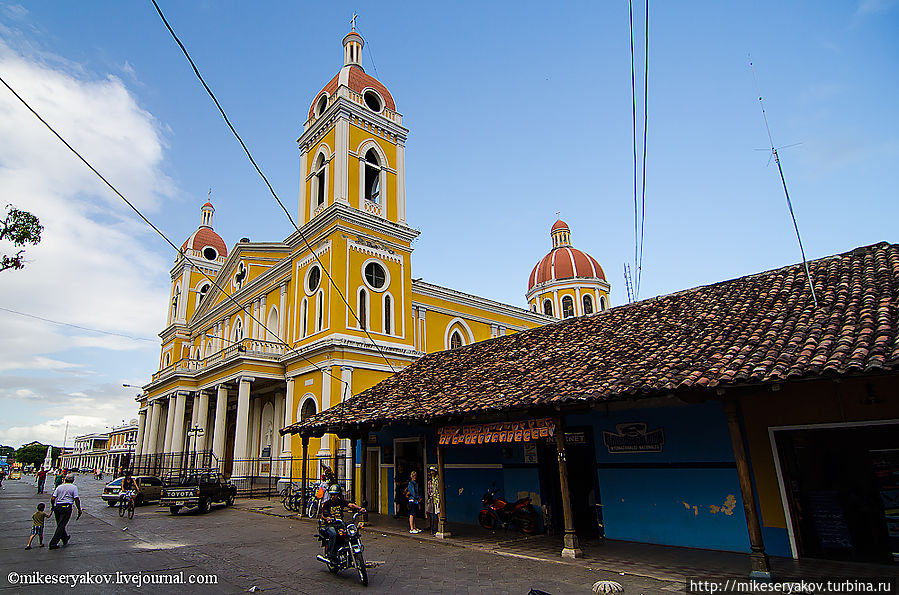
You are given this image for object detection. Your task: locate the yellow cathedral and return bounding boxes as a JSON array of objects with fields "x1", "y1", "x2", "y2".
[{"x1": 133, "y1": 28, "x2": 610, "y2": 503}]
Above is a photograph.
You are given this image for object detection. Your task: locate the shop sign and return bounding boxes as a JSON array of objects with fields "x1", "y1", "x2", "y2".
[
  {"x1": 438, "y1": 417, "x2": 555, "y2": 445},
  {"x1": 602, "y1": 422, "x2": 664, "y2": 453}
]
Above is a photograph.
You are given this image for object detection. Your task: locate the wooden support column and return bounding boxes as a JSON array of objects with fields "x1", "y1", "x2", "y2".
[
  {"x1": 724, "y1": 400, "x2": 771, "y2": 579},
  {"x1": 301, "y1": 436, "x2": 309, "y2": 518},
  {"x1": 553, "y1": 416, "x2": 583, "y2": 558},
  {"x1": 359, "y1": 431, "x2": 369, "y2": 508},
  {"x1": 435, "y1": 443, "x2": 451, "y2": 539}
]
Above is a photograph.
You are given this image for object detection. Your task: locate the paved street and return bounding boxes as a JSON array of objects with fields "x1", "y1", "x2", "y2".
[{"x1": 1, "y1": 475, "x2": 678, "y2": 594}]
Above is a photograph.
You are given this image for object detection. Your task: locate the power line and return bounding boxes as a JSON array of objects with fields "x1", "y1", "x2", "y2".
[
  {"x1": 0, "y1": 73, "x2": 353, "y2": 393},
  {"x1": 636, "y1": 0, "x2": 649, "y2": 299},
  {"x1": 628, "y1": 0, "x2": 639, "y2": 302},
  {"x1": 750, "y1": 60, "x2": 818, "y2": 308},
  {"x1": 150, "y1": 0, "x2": 397, "y2": 375},
  {"x1": 0, "y1": 306, "x2": 156, "y2": 342}
]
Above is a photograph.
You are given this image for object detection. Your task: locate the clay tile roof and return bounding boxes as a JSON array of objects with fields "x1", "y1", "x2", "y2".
[{"x1": 284, "y1": 243, "x2": 899, "y2": 437}]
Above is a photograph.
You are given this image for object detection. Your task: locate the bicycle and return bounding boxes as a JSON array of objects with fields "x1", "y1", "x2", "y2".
[{"x1": 119, "y1": 490, "x2": 135, "y2": 519}]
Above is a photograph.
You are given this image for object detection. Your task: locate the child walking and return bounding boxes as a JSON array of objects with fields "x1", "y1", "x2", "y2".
[{"x1": 25, "y1": 503, "x2": 49, "y2": 549}]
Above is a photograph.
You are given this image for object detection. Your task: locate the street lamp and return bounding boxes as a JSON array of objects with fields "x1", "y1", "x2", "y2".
[{"x1": 187, "y1": 425, "x2": 205, "y2": 471}]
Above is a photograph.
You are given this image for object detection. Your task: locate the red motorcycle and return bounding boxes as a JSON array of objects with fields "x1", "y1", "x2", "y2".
[{"x1": 478, "y1": 488, "x2": 537, "y2": 534}]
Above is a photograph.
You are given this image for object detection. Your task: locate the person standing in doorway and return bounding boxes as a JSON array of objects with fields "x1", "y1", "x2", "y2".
[
  {"x1": 425, "y1": 465, "x2": 440, "y2": 534},
  {"x1": 49, "y1": 475, "x2": 82, "y2": 549},
  {"x1": 405, "y1": 470, "x2": 423, "y2": 534},
  {"x1": 37, "y1": 467, "x2": 47, "y2": 494},
  {"x1": 393, "y1": 463, "x2": 408, "y2": 519}
]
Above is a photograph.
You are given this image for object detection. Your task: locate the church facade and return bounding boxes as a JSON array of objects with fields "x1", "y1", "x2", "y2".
[{"x1": 132, "y1": 28, "x2": 610, "y2": 487}]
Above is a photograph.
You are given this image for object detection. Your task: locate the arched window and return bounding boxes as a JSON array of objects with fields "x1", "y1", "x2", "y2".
[
  {"x1": 363, "y1": 149, "x2": 381, "y2": 204},
  {"x1": 301, "y1": 298, "x2": 308, "y2": 338},
  {"x1": 266, "y1": 307, "x2": 279, "y2": 342},
  {"x1": 316, "y1": 290, "x2": 324, "y2": 332},
  {"x1": 543, "y1": 299, "x2": 553, "y2": 317},
  {"x1": 562, "y1": 296, "x2": 575, "y2": 318},
  {"x1": 204, "y1": 341, "x2": 213, "y2": 358},
  {"x1": 450, "y1": 331, "x2": 463, "y2": 349},
  {"x1": 232, "y1": 317, "x2": 243, "y2": 342},
  {"x1": 299, "y1": 397, "x2": 317, "y2": 421},
  {"x1": 531, "y1": 303, "x2": 537, "y2": 312},
  {"x1": 171, "y1": 287, "x2": 180, "y2": 323},
  {"x1": 197, "y1": 283, "x2": 210, "y2": 307},
  {"x1": 358, "y1": 288, "x2": 368, "y2": 330},
  {"x1": 163, "y1": 353, "x2": 171, "y2": 367},
  {"x1": 583, "y1": 294, "x2": 594, "y2": 315},
  {"x1": 383, "y1": 293, "x2": 392, "y2": 335},
  {"x1": 599, "y1": 296, "x2": 607, "y2": 311},
  {"x1": 312, "y1": 153, "x2": 327, "y2": 209}
]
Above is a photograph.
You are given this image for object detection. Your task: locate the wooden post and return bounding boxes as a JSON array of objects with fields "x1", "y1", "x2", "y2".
[
  {"x1": 301, "y1": 436, "x2": 309, "y2": 518},
  {"x1": 435, "y1": 443, "x2": 451, "y2": 539},
  {"x1": 553, "y1": 416, "x2": 583, "y2": 558},
  {"x1": 359, "y1": 431, "x2": 369, "y2": 508},
  {"x1": 723, "y1": 400, "x2": 771, "y2": 579},
  {"x1": 350, "y1": 436, "x2": 357, "y2": 504}
]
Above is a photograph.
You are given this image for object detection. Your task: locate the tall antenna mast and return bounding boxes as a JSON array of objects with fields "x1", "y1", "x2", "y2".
[
  {"x1": 750, "y1": 60, "x2": 818, "y2": 308},
  {"x1": 623, "y1": 263, "x2": 635, "y2": 304}
]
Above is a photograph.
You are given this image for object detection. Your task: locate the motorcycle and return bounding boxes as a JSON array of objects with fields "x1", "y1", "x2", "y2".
[
  {"x1": 315, "y1": 511, "x2": 369, "y2": 586},
  {"x1": 478, "y1": 488, "x2": 537, "y2": 534}
]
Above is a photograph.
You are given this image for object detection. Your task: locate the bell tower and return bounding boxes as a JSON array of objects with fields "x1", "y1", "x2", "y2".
[{"x1": 297, "y1": 27, "x2": 408, "y2": 227}]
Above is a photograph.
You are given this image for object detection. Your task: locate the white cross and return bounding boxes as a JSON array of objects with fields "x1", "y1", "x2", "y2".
[{"x1": 350, "y1": 13, "x2": 357, "y2": 31}]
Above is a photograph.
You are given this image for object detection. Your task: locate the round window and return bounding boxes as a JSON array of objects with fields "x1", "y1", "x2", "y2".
[
  {"x1": 307, "y1": 265, "x2": 321, "y2": 294},
  {"x1": 363, "y1": 90, "x2": 382, "y2": 112},
  {"x1": 203, "y1": 247, "x2": 218, "y2": 261},
  {"x1": 364, "y1": 261, "x2": 386, "y2": 289},
  {"x1": 315, "y1": 94, "x2": 328, "y2": 117}
]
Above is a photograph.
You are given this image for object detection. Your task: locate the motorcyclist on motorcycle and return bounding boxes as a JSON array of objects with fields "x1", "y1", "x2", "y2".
[{"x1": 316, "y1": 484, "x2": 365, "y2": 566}]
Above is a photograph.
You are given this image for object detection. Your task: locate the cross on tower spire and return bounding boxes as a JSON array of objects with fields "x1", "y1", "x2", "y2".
[{"x1": 350, "y1": 13, "x2": 357, "y2": 31}]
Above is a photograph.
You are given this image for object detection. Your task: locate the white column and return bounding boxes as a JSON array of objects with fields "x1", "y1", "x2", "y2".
[
  {"x1": 162, "y1": 397, "x2": 176, "y2": 454},
  {"x1": 251, "y1": 299, "x2": 259, "y2": 340},
  {"x1": 278, "y1": 283, "x2": 287, "y2": 341},
  {"x1": 321, "y1": 366, "x2": 332, "y2": 410},
  {"x1": 148, "y1": 401, "x2": 162, "y2": 455},
  {"x1": 334, "y1": 119, "x2": 349, "y2": 204},
  {"x1": 170, "y1": 391, "x2": 187, "y2": 455},
  {"x1": 234, "y1": 377, "x2": 254, "y2": 461},
  {"x1": 273, "y1": 390, "x2": 284, "y2": 460},
  {"x1": 575, "y1": 287, "x2": 582, "y2": 316},
  {"x1": 283, "y1": 378, "x2": 295, "y2": 459},
  {"x1": 135, "y1": 409, "x2": 147, "y2": 457},
  {"x1": 341, "y1": 366, "x2": 354, "y2": 481},
  {"x1": 212, "y1": 384, "x2": 229, "y2": 463},
  {"x1": 196, "y1": 390, "x2": 210, "y2": 452},
  {"x1": 176, "y1": 266, "x2": 191, "y2": 322}
]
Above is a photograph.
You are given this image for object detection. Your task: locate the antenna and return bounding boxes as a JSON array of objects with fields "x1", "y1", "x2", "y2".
[
  {"x1": 750, "y1": 60, "x2": 818, "y2": 308},
  {"x1": 623, "y1": 263, "x2": 635, "y2": 304}
]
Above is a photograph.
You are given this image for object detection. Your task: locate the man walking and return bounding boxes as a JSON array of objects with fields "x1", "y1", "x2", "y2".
[
  {"x1": 36, "y1": 467, "x2": 47, "y2": 494},
  {"x1": 48, "y1": 475, "x2": 82, "y2": 549}
]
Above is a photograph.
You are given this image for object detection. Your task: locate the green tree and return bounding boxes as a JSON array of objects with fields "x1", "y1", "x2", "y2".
[
  {"x1": 1, "y1": 204, "x2": 43, "y2": 272},
  {"x1": 14, "y1": 443, "x2": 59, "y2": 468}
]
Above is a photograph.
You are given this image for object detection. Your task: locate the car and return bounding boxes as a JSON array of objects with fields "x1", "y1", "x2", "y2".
[
  {"x1": 9, "y1": 470, "x2": 21, "y2": 480},
  {"x1": 101, "y1": 475, "x2": 164, "y2": 506},
  {"x1": 161, "y1": 471, "x2": 236, "y2": 515},
  {"x1": 78, "y1": 467, "x2": 93, "y2": 473}
]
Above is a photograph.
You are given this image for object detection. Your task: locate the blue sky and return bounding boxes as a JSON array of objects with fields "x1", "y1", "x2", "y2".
[{"x1": 1, "y1": 1, "x2": 897, "y2": 447}]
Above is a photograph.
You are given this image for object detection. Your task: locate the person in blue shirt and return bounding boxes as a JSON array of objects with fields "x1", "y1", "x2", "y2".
[{"x1": 405, "y1": 470, "x2": 423, "y2": 534}]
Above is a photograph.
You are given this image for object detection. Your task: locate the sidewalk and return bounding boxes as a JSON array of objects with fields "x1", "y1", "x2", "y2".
[{"x1": 232, "y1": 496, "x2": 898, "y2": 583}]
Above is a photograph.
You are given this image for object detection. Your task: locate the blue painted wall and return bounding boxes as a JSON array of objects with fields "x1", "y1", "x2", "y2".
[{"x1": 567, "y1": 402, "x2": 752, "y2": 552}]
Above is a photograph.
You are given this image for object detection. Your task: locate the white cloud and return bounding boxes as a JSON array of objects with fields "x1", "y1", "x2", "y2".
[
  {"x1": 0, "y1": 37, "x2": 174, "y2": 446},
  {"x1": 1, "y1": 4, "x2": 28, "y2": 21},
  {"x1": 0, "y1": 415, "x2": 109, "y2": 447}
]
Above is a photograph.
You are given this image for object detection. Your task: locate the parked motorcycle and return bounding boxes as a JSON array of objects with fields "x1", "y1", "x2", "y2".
[
  {"x1": 315, "y1": 511, "x2": 369, "y2": 586},
  {"x1": 478, "y1": 488, "x2": 537, "y2": 534}
]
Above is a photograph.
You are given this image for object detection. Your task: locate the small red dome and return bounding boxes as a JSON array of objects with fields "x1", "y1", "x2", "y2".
[
  {"x1": 528, "y1": 247, "x2": 605, "y2": 291},
  {"x1": 308, "y1": 66, "x2": 396, "y2": 121},
  {"x1": 551, "y1": 219, "x2": 569, "y2": 232},
  {"x1": 181, "y1": 228, "x2": 227, "y2": 259}
]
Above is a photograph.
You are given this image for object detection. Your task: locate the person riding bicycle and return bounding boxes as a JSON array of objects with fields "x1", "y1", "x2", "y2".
[
  {"x1": 317, "y1": 484, "x2": 364, "y2": 565},
  {"x1": 121, "y1": 472, "x2": 138, "y2": 507}
]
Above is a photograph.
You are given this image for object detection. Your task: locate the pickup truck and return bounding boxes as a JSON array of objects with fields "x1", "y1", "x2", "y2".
[{"x1": 160, "y1": 471, "x2": 236, "y2": 515}]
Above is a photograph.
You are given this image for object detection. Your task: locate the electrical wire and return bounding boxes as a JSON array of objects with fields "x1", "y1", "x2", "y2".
[
  {"x1": 635, "y1": 0, "x2": 649, "y2": 299},
  {"x1": 0, "y1": 73, "x2": 354, "y2": 394},
  {"x1": 628, "y1": 0, "x2": 639, "y2": 302},
  {"x1": 0, "y1": 305, "x2": 156, "y2": 342},
  {"x1": 150, "y1": 0, "x2": 397, "y2": 375}
]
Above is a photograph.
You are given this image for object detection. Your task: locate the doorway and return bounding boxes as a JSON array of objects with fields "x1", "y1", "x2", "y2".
[
  {"x1": 394, "y1": 438, "x2": 424, "y2": 518},
  {"x1": 366, "y1": 447, "x2": 380, "y2": 512},
  {"x1": 537, "y1": 426, "x2": 602, "y2": 538},
  {"x1": 773, "y1": 422, "x2": 898, "y2": 564}
]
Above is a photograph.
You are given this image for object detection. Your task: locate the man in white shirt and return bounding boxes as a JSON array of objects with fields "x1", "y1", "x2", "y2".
[{"x1": 49, "y1": 474, "x2": 82, "y2": 549}]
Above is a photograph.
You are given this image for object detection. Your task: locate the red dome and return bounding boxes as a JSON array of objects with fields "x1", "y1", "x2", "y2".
[
  {"x1": 181, "y1": 227, "x2": 227, "y2": 259},
  {"x1": 308, "y1": 66, "x2": 396, "y2": 121},
  {"x1": 528, "y1": 247, "x2": 605, "y2": 291},
  {"x1": 551, "y1": 219, "x2": 569, "y2": 232}
]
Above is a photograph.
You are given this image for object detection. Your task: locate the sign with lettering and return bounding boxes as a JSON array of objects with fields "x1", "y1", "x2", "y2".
[
  {"x1": 602, "y1": 422, "x2": 664, "y2": 453},
  {"x1": 438, "y1": 418, "x2": 555, "y2": 445}
]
